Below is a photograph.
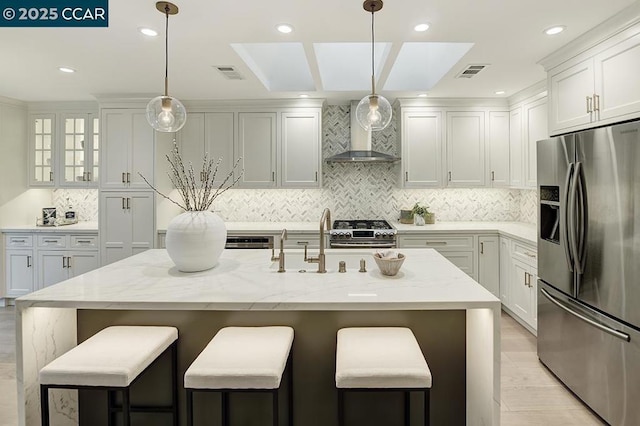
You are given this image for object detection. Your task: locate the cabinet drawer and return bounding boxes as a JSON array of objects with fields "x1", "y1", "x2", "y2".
[
  {"x1": 6, "y1": 235, "x2": 33, "y2": 248},
  {"x1": 398, "y1": 235, "x2": 474, "y2": 250},
  {"x1": 283, "y1": 235, "x2": 320, "y2": 249},
  {"x1": 441, "y1": 251, "x2": 476, "y2": 278},
  {"x1": 38, "y1": 235, "x2": 68, "y2": 248},
  {"x1": 71, "y1": 235, "x2": 99, "y2": 249},
  {"x1": 512, "y1": 242, "x2": 537, "y2": 266}
]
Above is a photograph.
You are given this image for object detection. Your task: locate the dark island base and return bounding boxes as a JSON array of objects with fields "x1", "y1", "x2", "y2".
[{"x1": 77, "y1": 309, "x2": 466, "y2": 426}]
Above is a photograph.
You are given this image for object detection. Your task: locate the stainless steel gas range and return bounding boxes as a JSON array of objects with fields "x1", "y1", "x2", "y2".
[{"x1": 329, "y1": 220, "x2": 397, "y2": 249}]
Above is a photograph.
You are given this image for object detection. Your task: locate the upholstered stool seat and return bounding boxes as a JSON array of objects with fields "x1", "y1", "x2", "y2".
[
  {"x1": 39, "y1": 326, "x2": 179, "y2": 426},
  {"x1": 184, "y1": 326, "x2": 294, "y2": 426},
  {"x1": 336, "y1": 327, "x2": 432, "y2": 426}
]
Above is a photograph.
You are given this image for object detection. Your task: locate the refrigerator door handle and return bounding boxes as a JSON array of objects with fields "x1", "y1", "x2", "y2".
[
  {"x1": 568, "y1": 162, "x2": 581, "y2": 275},
  {"x1": 563, "y1": 163, "x2": 575, "y2": 272},
  {"x1": 576, "y1": 162, "x2": 588, "y2": 275},
  {"x1": 540, "y1": 288, "x2": 630, "y2": 342}
]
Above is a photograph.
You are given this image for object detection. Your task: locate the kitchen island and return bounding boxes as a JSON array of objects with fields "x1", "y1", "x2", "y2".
[{"x1": 16, "y1": 248, "x2": 500, "y2": 426}]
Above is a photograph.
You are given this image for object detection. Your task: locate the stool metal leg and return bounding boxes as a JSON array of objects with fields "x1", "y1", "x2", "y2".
[
  {"x1": 404, "y1": 391, "x2": 411, "y2": 426},
  {"x1": 186, "y1": 389, "x2": 194, "y2": 426},
  {"x1": 222, "y1": 391, "x2": 230, "y2": 426},
  {"x1": 337, "y1": 389, "x2": 345, "y2": 426},
  {"x1": 40, "y1": 385, "x2": 50, "y2": 426},
  {"x1": 272, "y1": 389, "x2": 279, "y2": 426},
  {"x1": 424, "y1": 389, "x2": 430, "y2": 426},
  {"x1": 288, "y1": 352, "x2": 293, "y2": 426},
  {"x1": 122, "y1": 387, "x2": 131, "y2": 426},
  {"x1": 171, "y1": 341, "x2": 179, "y2": 426}
]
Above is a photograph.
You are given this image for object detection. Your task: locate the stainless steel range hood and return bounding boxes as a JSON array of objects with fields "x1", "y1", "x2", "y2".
[{"x1": 326, "y1": 101, "x2": 399, "y2": 163}]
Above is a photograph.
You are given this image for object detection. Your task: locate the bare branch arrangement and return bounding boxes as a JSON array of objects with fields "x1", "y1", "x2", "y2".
[{"x1": 139, "y1": 141, "x2": 243, "y2": 211}]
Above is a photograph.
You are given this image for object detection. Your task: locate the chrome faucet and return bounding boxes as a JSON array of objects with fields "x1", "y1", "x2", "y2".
[
  {"x1": 306, "y1": 208, "x2": 331, "y2": 273},
  {"x1": 271, "y1": 229, "x2": 287, "y2": 272}
]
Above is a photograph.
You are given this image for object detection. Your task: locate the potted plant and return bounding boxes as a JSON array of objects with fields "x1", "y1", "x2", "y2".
[
  {"x1": 411, "y1": 203, "x2": 435, "y2": 225},
  {"x1": 140, "y1": 142, "x2": 243, "y2": 272}
]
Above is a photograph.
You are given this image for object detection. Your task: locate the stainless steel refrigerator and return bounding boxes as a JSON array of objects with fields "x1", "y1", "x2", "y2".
[{"x1": 537, "y1": 121, "x2": 640, "y2": 426}]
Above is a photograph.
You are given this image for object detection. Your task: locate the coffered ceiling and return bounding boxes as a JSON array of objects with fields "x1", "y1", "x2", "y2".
[{"x1": 0, "y1": 0, "x2": 634, "y2": 103}]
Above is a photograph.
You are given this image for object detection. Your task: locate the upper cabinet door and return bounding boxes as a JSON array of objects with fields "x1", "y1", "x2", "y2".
[
  {"x1": 523, "y1": 98, "x2": 548, "y2": 188},
  {"x1": 129, "y1": 111, "x2": 155, "y2": 188},
  {"x1": 237, "y1": 112, "x2": 277, "y2": 188},
  {"x1": 59, "y1": 113, "x2": 98, "y2": 187},
  {"x1": 205, "y1": 113, "x2": 235, "y2": 185},
  {"x1": 29, "y1": 114, "x2": 56, "y2": 187},
  {"x1": 402, "y1": 110, "x2": 442, "y2": 188},
  {"x1": 177, "y1": 112, "x2": 206, "y2": 182},
  {"x1": 446, "y1": 111, "x2": 485, "y2": 187},
  {"x1": 280, "y1": 111, "x2": 320, "y2": 188},
  {"x1": 487, "y1": 111, "x2": 510, "y2": 187},
  {"x1": 509, "y1": 107, "x2": 524, "y2": 188},
  {"x1": 594, "y1": 32, "x2": 640, "y2": 122},
  {"x1": 548, "y1": 58, "x2": 594, "y2": 134}
]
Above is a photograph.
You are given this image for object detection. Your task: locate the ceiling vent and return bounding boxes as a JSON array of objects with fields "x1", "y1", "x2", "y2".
[
  {"x1": 214, "y1": 65, "x2": 244, "y2": 80},
  {"x1": 455, "y1": 64, "x2": 488, "y2": 79}
]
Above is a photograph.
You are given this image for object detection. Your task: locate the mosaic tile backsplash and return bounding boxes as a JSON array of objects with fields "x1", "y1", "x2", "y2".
[{"x1": 54, "y1": 106, "x2": 538, "y2": 226}]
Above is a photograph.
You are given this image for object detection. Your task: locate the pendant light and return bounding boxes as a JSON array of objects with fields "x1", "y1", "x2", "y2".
[
  {"x1": 355, "y1": 0, "x2": 392, "y2": 132},
  {"x1": 146, "y1": 2, "x2": 187, "y2": 133}
]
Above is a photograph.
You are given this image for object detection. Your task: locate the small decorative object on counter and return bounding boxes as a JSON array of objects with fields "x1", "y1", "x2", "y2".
[
  {"x1": 373, "y1": 250, "x2": 405, "y2": 276},
  {"x1": 411, "y1": 203, "x2": 431, "y2": 226},
  {"x1": 139, "y1": 141, "x2": 243, "y2": 272},
  {"x1": 42, "y1": 207, "x2": 56, "y2": 226},
  {"x1": 399, "y1": 209, "x2": 414, "y2": 224}
]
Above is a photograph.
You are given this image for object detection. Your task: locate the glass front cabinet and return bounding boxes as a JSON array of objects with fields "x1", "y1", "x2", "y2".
[{"x1": 29, "y1": 112, "x2": 99, "y2": 188}]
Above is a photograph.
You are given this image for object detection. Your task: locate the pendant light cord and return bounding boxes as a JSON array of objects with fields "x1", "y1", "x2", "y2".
[
  {"x1": 164, "y1": 5, "x2": 169, "y2": 97},
  {"x1": 371, "y1": 8, "x2": 376, "y2": 95}
]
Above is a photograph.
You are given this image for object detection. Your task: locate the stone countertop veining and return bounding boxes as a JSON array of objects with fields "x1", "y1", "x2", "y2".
[
  {"x1": 16, "y1": 248, "x2": 500, "y2": 311},
  {"x1": 1, "y1": 221, "x2": 99, "y2": 233}
]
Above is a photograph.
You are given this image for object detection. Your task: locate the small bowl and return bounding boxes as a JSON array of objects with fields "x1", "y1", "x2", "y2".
[{"x1": 373, "y1": 253, "x2": 405, "y2": 276}]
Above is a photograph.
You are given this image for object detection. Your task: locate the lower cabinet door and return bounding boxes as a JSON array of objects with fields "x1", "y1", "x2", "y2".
[
  {"x1": 6, "y1": 249, "x2": 35, "y2": 297},
  {"x1": 511, "y1": 258, "x2": 534, "y2": 327},
  {"x1": 441, "y1": 251, "x2": 476, "y2": 279},
  {"x1": 478, "y1": 236, "x2": 499, "y2": 297},
  {"x1": 69, "y1": 251, "x2": 100, "y2": 277},
  {"x1": 38, "y1": 251, "x2": 69, "y2": 288}
]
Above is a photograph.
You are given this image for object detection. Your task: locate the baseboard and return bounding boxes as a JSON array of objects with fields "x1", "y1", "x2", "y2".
[{"x1": 501, "y1": 305, "x2": 537, "y2": 337}]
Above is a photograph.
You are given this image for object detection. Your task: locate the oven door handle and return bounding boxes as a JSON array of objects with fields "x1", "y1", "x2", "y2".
[{"x1": 330, "y1": 243, "x2": 396, "y2": 248}]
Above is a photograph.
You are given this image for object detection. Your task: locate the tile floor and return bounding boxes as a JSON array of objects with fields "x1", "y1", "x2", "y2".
[{"x1": 0, "y1": 306, "x2": 605, "y2": 425}]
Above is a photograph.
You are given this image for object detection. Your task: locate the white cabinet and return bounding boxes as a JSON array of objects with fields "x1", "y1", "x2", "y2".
[
  {"x1": 487, "y1": 111, "x2": 510, "y2": 187},
  {"x1": 400, "y1": 110, "x2": 443, "y2": 188},
  {"x1": 446, "y1": 111, "x2": 485, "y2": 187},
  {"x1": 100, "y1": 109, "x2": 154, "y2": 189},
  {"x1": 237, "y1": 112, "x2": 277, "y2": 188},
  {"x1": 177, "y1": 112, "x2": 235, "y2": 185},
  {"x1": 547, "y1": 30, "x2": 640, "y2": 135},
  {"x1": 29, "y1": 114, "x2": 56, "y2": 186},
  {"x1": 523, "y1": 98, "x2": 547, "y2": 188},
  {"x1": 478, "y1": 236, "x2": 499, "y2": 297},
  {"x1": 38, "y1": 251, "x2": 99, "y2": 288},
  {"x1": 501, "y1": 237, "x2": 538, "y2": 332},
  {"x1": 280, "y1": 111, "x2": 321, "y2": 188},
  {"x1": 100, "y1": 191, "x2": 155, "y2": 265},
  {"x1": 59, "y1": 113, "x2": 99, "y2": 187},
  {"x1": 5, "y1": 249, "x2": 35, "y2": 297},
  {"x1": 499, "y1": 237, "x2": 511, "y2": 306},
  {"x1": 508, "y1": 108, "x2": 523, "y2": 187},
  {"x1": 397, "y1": 233, "x2": 477, "y2": 279}
]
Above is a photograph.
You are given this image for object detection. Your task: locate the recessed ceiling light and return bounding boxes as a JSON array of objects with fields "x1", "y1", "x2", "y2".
[
  {"x1": 544, "y1": 26, "x2": 566, "y2": 36},
  {"x1": 495, "y1": 90, "x2": 505, "y2": 95},
  {"x1": 414, "y1": 23, "x2": 430, "y2": 32},
  {"x1": 276, "y1": 24, "x2": 293, "y2": 34},
  {"x1": 417, "y1": 93, "x2": 428, "y2": 97},
  {"x1": 139, "y1": 27, "x2": 158, "y2": 37},
  {"x1": 298, "y1": 94, "x2": 309, "y2": 98},
  {"x1": 58, "y1": 67, "x2": 76, "y2": 73}
]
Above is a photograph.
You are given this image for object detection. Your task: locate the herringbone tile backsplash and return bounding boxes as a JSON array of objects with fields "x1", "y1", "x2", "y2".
[{"x1": 54, "y1": 106, "x2": 538, "y2": 225}]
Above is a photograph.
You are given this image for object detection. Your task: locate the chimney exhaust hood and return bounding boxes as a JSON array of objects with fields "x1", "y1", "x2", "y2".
[{"x1": 326, "y1": 101, "x2": 399, "y2": 163}]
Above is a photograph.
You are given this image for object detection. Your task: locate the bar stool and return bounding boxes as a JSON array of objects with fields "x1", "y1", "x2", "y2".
[
  {"x1": 184, "y1": 326, "x2": 294, "y2": 426},
  {"x1": 335, "y1": 327, "x2": 432, "y2": 426},
  {"x1": 39, "y1": 326, "x2": 179, "y2": 426}
]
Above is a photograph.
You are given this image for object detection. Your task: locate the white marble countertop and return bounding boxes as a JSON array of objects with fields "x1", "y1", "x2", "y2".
[
  {"x1": 1, "y1": 221, "x2": 99, "y2": 233},
  {"x1": 16, "y1": 248, "x2": 500, "y2": 311}
]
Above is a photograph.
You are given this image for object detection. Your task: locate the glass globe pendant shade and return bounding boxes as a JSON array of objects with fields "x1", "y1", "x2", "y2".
[
  {"x1": 355, "y1": 94, "x2": 392, "y2": 131},
  {"x1": 146, "y1": 95, "x2": 187, "y2": 132}
]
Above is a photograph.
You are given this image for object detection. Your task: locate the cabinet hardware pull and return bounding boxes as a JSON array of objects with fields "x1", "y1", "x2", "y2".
[
  {"x1": 122, "y1": 198, "x2": 126, "y2": 210},
  {"x1": 13, "y1": 239, "x2": 25, "y2": 243},
  {"x1": 272, "y1": 171, "x2": 275, "y2": 182},
  {"x1": 67, "y1": 257, "x2": 71, "y2": 269},
  {"x1": 77, "y1": 240, "x2": 91, "y2": 244},
  {"x1": 27, "y1": 256, "x2": 32, "y2": 268},
  {"x1": 448, "y1": 171, "x2": 452, "y2": 181},
  {"x1": 122, "y1": 172, "x2": 126, "y2": 183},
  {"x1": 480, "y1": 242, "x2": 484, "y2": 254},
  {"x1": 524, "y1": 271, "x2": 529, "y2": 286},
  {"x1": 491, "y1": 171, "x2": 495, "y2": 181},
  {"x1": 62, "y1": 257, "x2": 67, "y2": 268},
  {"x1": 127, "y1": 172, "x2": 131, "y2": 183},
  {"x1": 586, "y1": 96, "x2": 592, "y2": 114},
  {"x1": 405, "y1": 171, "x2": 409, "y2": 182},
  {"x1": 127, "y1": 198, "x2": 131, "y2": 210},
  {"x1": 296, "y1": 241, "x2": 310, "y2": 245},
  {"x1": 594, "y1": 93, "x2": 600, "y2": 112},
  {"x1": 44, "y1": 240, "x2": 57, "y2": 243},
  {"x1": 425, "y1": 241, "x2": 447, "y2": 246},
  {"x1": 524, "y1": 251, "x2": 536, "y2": 258},
  {"x1": 49, "y1": 171, "x2": 53, "y2": 182},
  {"x1": 315, "y1": 171, "x2": 318, "y2": 182},
  {"x1": 87, "y1": 171, "x2": 92, "y2": 181}
]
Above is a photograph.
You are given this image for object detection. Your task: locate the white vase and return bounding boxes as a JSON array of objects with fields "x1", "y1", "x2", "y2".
[
  {"x1": 414, "y1": 215, "x2": 425, "y2": 226},
  {"x1": 165, "y1": 211, "x2": 227, "y2": 272}
]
